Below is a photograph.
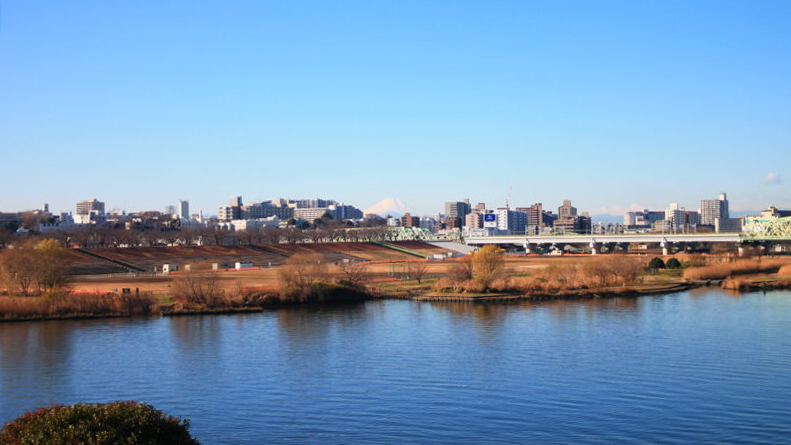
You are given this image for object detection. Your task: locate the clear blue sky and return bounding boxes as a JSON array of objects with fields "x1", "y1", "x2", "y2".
[{"x1": 1, "y1": 1, "x2": 789, "y2": 217}]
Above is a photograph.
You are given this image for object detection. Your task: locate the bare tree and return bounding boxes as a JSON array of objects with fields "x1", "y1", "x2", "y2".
[
  {"x1": 337, "y1": 261, "x2": 369, "y2": 289},
  {"x1": 283, "y1": 227, "x2": 303, "y2": 244},
  {"x1": 409, "y1": 261, "x2": 430, "y2": 284},
  {"x1": 447, "y1": 256, "x2": 474, "y2": 290},
  {"x1": 279, "y1": 253, "x2": 328, "y2": 291},
  {"x1": 262, "y1": 227, "x2": 283, "y2": 244},
  {"x1": 171, "y1": 271, "x2": 224, "y2": 306}
]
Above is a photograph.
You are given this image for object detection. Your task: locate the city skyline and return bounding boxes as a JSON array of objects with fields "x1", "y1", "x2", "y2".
[
  {"x1": 0, "y1": 189, "x2": 769, "y2": 225},
  {"x1": 1, "y1": 1, "x2": 790, "y2": 215}
]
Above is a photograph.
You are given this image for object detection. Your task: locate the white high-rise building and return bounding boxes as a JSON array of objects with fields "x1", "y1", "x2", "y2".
[
  {"x1": 665, "y1": 203, "x2": 686, "y2": 229},
  {"x1": 700, "y1": 192, "x2": 729, "y2": 226}
]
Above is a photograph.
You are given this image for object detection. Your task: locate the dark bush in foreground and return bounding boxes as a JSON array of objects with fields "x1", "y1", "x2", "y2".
[
  {"x1": 0, "y1": 401, "x2": 199, "y2": 445},
  {"x1": 665, "y1": 258, "x2": 682, "y2": 269},
  {"x1": 647, "y1": 257, "x2": 665, "y2": 270}
]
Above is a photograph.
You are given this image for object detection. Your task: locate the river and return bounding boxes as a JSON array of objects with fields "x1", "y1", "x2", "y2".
[{"x1": 2, "y1": 289, "x2": 790, "y2": 444}]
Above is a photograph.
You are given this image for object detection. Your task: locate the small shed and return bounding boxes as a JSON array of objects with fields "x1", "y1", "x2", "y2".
[{"x1": 235, "y1": 261, "x2": 254, "y2": 270}]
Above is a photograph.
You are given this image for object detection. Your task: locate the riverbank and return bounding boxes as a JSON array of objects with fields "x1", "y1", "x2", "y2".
[
  {"x1": 0, "y1": 285, "x2": 373, "y2": 322},
  {"x1": 4, "y1": 267, "x2": 791, "y2": 322},
  {"x1": 413, "y1": 281, "x2": 697, "y2": 302}
]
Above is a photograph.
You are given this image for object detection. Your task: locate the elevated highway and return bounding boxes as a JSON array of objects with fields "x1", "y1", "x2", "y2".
[{"x1": 465, "y1": 233, "x2": 742, "y2": 255}]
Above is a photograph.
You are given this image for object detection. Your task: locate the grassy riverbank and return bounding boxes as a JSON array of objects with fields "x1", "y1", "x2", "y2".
[
  {"x1": 0, "y1": 283, "x2": 373, "y2": 322},
  {"x1": 5, "y1": 255, "x2": 791, "y2": 322}
]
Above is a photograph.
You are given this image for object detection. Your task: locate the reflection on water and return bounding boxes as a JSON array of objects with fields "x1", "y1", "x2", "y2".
[
  {"x1": 1, "y1": 290, "x2": 791, "y2": 444},
  {"x1": 0, "y1": 322, "x2": 76, "y2": 400}
]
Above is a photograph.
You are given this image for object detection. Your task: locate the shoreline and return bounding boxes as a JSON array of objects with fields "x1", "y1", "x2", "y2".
[
  {"x1": 3, "y1": 278, "x2": 790, "y2": 323},
  {"x1": 410, "y1": 282, "x2": 698, "y2": 302}
]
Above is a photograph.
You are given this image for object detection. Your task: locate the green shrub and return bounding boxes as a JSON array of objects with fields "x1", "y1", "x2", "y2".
[
  {"x1": 665, "y1": 258, "x2": 682, "y2": 269},
  {"x1": 647, "y1": 257, "x2": 666, "y2": 270},
  {"x1": 0, "y1": 401, "x2": 199, "y2": 445}
]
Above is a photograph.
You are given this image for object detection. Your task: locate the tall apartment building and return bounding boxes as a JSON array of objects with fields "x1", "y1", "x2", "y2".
[
  {"x1": 558, "y1": 200, "x2": 577, "y2": 219},
  {"x1": 76, "y1": 198, "x2": 105, "y2": 216},
  {"x1": 665, "y1": 203, "x2": 686, "y2": 229},
  {"x1": 700, "y1": 193, "x2": 729, "y2": 226},
  {"x1": 178, "y1": 200, "x2": 189, "y2": 220},
  {"x1": 330, "y1": 204, "x2": 363, "y2": 220},
  {"x1": 465, "y1": 212, "x2": 484, "y2": 229},
  {"x1": 445, "y1": 199, "x2": 471, "y2": 220},
  {"x1": 495, "y1": 208, "x2": 527, "y2": 233},
  {"x1": 516, "y1": 203, "x2": 556, "y2": 228}
]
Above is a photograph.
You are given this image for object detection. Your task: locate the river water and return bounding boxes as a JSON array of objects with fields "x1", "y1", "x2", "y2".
[{"x1": 1, "y1": 289, "x2": 790, "y2": 444}]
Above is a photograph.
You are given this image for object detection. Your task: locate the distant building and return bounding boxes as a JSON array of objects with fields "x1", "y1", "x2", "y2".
[
  {"x1": 517, "y1": 203, "x2": 556, "y2": 228},
  {"x1": 624, "y1": 210, "x2": 665, "y2": 228},
  {"x1": 329, "y1": 204, "x2": 363, "y2": 220},
  {"x1": 465, "y1": 212, "x2": 484, "y2": 229},
  {"x1": 178, "y1": 200, "x2": 190, "y2": 220},
  {"x1": 76, "y1": 198, "x2": 105, "y2": 216},
  {"x1": 244, "y1": 202, "x2": 294, "y2": 220},
  {"x1": 219, "y1": 205, "x2": 241, "y2": 221},
  {"x1": 386, "y1": 216, "x2": 401, "y2": 227},
  {"x1": 495, "y1": 208, "x2": 527, "y2": 233},
  {"x1": 558, "y1": 200, "x2": 577, "y2": 219},
  {"x1": 685, "y1": 211, "x2": 700, "y2": 226},
  {"x1": 715, "y1": 217, "x2": 742, "y2": 233},
  {"x1": 665, "y1": 203, "x2": 686, "y2": 230},
  {"x1": 700, "y1": 193, "x2": 729, "y2": 226},
  {"x1": 228, "y1": 217, "x2": 280, "y2": 231},
  {"x1": 292, "y1": 198, "x2": 335, "y2": 209},
  {"x1": 420, "y1": 216, "x2": 437, "y2": 232},
  {"x1": 402, "y1": 212, "x2": 421, "y2": 228},
  {"x1": 761, "y1": 206, "x2": 791, "y2": 219},
  {"x1": 445, "y1": 200, "x2": 471, "y2": 220},
  {"x1": 553, "y1": 215, "x2": 592, "y2": 234},
  {"x1": 294, "y1": 208, "x2": 332, "y2": 221}
]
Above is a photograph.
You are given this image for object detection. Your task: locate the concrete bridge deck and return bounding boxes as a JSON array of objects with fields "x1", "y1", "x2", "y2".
[
  {"x1": 465, "y1": 233, "x2": 741, "y2": 245},
  {"x1": 464, "y1": 233, "x2": 743, "y2": 255}
]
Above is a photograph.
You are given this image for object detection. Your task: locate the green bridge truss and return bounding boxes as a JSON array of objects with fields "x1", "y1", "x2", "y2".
[{"x1": 741, "y1": 216, "x2": 791, "y2": 241}]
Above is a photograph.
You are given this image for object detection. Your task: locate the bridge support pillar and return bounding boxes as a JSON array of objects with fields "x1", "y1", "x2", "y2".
[
  {"x1": 590, "y1": 242, "x2": 601, "y2": 255},
  {"x1": 661, "y1": 240, "x2": 672, "y2": 256},
  {"x1": 523, "y1": 243, "x2": 534, "y2": 255}
]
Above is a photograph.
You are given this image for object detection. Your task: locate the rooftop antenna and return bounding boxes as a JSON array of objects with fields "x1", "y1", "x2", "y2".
[{"x1": 506, "y1": 185, "x2": 513, "y2": 209}]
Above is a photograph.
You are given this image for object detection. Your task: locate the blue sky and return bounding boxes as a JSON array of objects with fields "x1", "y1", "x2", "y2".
[{"x1": 1, "y1": 1, "x2": 789, "y2": 217}]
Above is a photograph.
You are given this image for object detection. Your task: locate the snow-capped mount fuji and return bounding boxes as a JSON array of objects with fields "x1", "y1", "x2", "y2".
[{"x1": 364, "y1": 198, "x2": 409, "y2": 218}]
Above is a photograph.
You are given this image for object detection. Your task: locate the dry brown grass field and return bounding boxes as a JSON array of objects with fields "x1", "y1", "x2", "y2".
[{"x1": 68, "y1": 254, "x2": 640, "y2": 295}]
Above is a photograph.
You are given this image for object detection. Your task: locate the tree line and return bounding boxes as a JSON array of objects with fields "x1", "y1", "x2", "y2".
[
  {"x1": 0, "y1": 225, "x2": 399, "y2": 250},
  {"x1": 0, "y1": 239, "x2": 70, "y2": 296}
]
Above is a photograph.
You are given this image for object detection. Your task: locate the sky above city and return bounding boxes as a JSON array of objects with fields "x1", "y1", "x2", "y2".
[{"x1": 1, "y1": 1, "x2": 790, "y2": 217}]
